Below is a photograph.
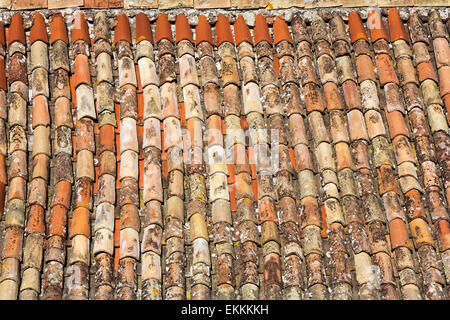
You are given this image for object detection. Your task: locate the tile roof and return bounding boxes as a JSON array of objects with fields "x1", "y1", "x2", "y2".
[{"x1": 0, "y1": 8, "x2": 448, "y2": 300}]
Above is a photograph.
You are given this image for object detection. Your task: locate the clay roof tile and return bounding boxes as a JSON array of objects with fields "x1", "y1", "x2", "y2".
[
  {"x1": 367, "y1": 9, "x2": 389, "y2": 42},
  {"x1": 215, "y1": 14, "x2": 234, "y2": 46},
  {"x1": 30, "y1": 12, "x2": 48, "y2": 45},
  {"x1": 114, "y1": 13, "x2": 132, "y2": 45},
  {"x1": 195, "y1": 15, "x2": 213, "y2": 45},
  {"x1": 273, "y1": 16, "x2": 293, "y2": 44},
  {"x1": 155, "y1": 13, "x2": 173, "y2": 43},
  {"x1": 50, "y1": 13, "x2": 69, "y2": 44},
  {"x1": 233, "y1": 15, "x2": 252, "y2": 45},
  {"x1": 7, "y1": 13, "x2": 26, "y2": 46},
  {"x1": 253, "y1": 14, "x2": 272, "y2": 44},
  {"x1": 175, "y1": 14, "x2": 193, "y2": 43},
  {"x1": 135, "y1": 13, "x2": 153, "y2": 44},
  {"x1": 388, "y1": 8, "x2": 409, "y2": 42},
  {"x1": 71, "y1": 11, "x2": 90, "y2": 44},
  {"x1": 32, "y1": 95, "x2": 50, "y2": 128},
  {"x1": 348, "y1": 11, "x2": 368, "y2": 43}
]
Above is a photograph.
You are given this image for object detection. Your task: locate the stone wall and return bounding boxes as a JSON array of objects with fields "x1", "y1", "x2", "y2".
[{"x1": 1, "y1": 0, "x2": 448, "y2": 11}]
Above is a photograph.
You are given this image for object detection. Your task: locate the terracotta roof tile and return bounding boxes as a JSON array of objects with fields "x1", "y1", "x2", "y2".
[
  {"x1": 74, "y1": 54, "x2": 91, "y2": 88},
  {"x1": 417, "y1": 61, "x2": 439, "y2": 83},
  {"x1": 7, "y1": 13, "x2": 26, "y2": 46},
  {"x1": 355, "y1": 54, "x2": 376, "y2": 83},
  {"x1": 385, "y1": 110, "x2": 409, "y2": 139},
  {"x1": 135, "y1": 13, "x2": 153, "y2": 44},
  {"x1": 175, "y1": 14, "x2": 192, "y2": 43},
  {"x1": 273, "y1": 16, "x2": 292, "y2": 45},
  {"x1": 32, "y1": 95, "x2": 50, "y2": 128},
  {"x1": 375, "y1": 53, "x2": 399, "y2": 86},
  {"x1": 348, "y1": 11, "x2": 368, "y2": 44},
  {"x1": 155, "y1": 13, "x2": 173, "y2": 43},
  {"x1": 342, "y1": 80, "x2": 361, "y2": 110},
  {"x1": 233, "y1": 15, "x2": 252, "y2": 45},
  {"x1": 323, "y1": 82, "x2": 344, "y2": 111},
  {"x1": 71, "y1": 11, "x2": 90, "y2": 44},
  {"x1": 389, "y1": 218, "x2": 410, "y2": 250},
  {"x1": 114, "y1": 13, "x2": 131, "y2": 44},
  {"x1": 388, "y1": 8, "x2": 409, "y2": 43},
  {"x1": 69, "y1": 207, "x2": 91, "y2": 238},
  {"x1": 367, "y1": 9, "x2": 389, "y2": 43},
  {"x1": 50, "y1": 13, "x2": 68, "y2": 44},
  {"x1": 215, "y1": 14, "x2": 234, "y2": 46},
  {"x1": 195, "y1": 15, "x2": 213, "y2": 46},
  {"x1": 30, "y1": 12, "x2": 49, "y2": 45},
  {"x1": 253, "y1": 13, "x2": 271, "y2": 44},
  {"x1": 433, "y1": 38, "x2": 450, "y2": 69}
]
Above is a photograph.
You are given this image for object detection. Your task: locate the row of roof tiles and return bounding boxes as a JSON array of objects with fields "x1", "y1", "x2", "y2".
[{"x1": 1, "y1": 8, "x2": 448, "y2": 46}]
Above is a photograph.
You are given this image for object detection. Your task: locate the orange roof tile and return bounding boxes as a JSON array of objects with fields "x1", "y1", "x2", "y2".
[
  {"x1": 215, "y1": 14, "x2": 234, "y2": 46},
  {"x1": 135, "y1": 13, "x2": 153, "y2": 44}
]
